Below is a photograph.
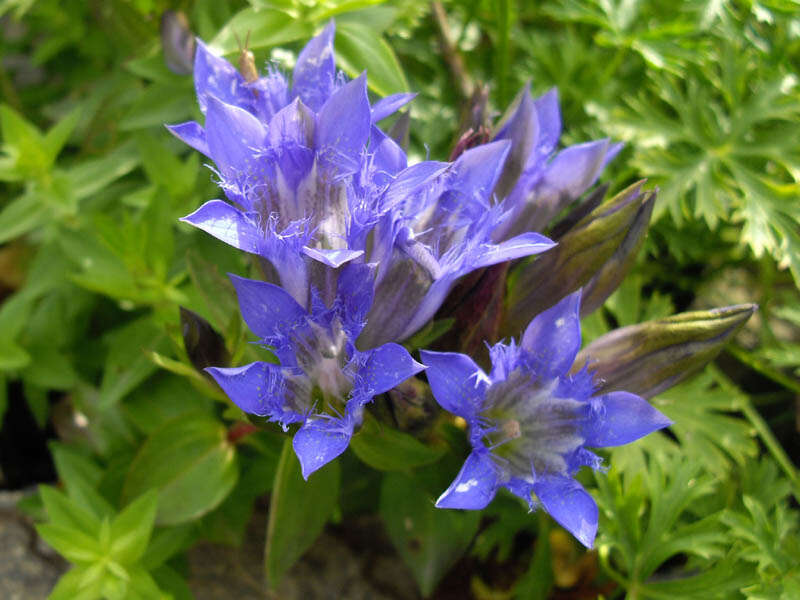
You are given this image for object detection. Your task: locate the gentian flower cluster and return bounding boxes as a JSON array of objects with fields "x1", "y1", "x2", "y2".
[{"x1": 171, "y1": 23, "x2": 674, "y2": 548}]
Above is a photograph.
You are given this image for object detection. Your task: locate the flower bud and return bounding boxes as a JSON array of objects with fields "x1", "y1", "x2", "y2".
[
  {"x1": 503, "y1": 181, "x2": 649, "y2": 336},
  {"x1": 580, "y1": 191, "x2": 655, "y2": 316},
  {"x1": 573, "y1": 304, "x2": 757, "y2": 398}
]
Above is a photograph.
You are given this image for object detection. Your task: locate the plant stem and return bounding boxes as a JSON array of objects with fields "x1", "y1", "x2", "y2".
[{"x1": 431, "y1": 1, "x2": 472, "y2": 100}]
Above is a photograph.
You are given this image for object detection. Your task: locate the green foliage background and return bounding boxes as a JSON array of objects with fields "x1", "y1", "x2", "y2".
[{"x1": 0, "y1": 0, "x2": 798, "y2": 598}]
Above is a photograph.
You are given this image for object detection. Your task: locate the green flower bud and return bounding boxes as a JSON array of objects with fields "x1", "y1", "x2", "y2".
[
  {"x1": 574, "y1": 304, "x2": 757, "y2": 398},
  {"x1": 503, "y1": 181, "x2": 650, "y2": 336}
]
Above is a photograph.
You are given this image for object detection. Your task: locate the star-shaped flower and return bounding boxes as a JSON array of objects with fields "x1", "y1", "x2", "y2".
[
  {"x1": 207, "y1": 263, "x2": 424, "y2": 478},
  {"x1": 420, "y1": 290, "x2": 671, "y2": 547}
]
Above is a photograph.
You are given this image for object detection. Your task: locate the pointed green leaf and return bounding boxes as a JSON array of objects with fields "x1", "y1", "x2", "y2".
[
  {"x1": 209, "y1": 8, "x2": 311, "y2": 55},
  {"x1": 350, "y1": 417, "x2": 445, "y2": 471},
  {"x1": 380, "y1": 471, "x2": 480, "y2": 596},
  {"x1": 0, "y1": 192, "x2": 49, "y2": 244},
  {"x1": 39, "y1": 485, "x2": 101, "y2": 536},
  {"x1": 36, "y1": 523, "x2": 102, "y2": 564},
  {"x1": 265, "y1": 436, "x2": 340, "y2": 588},
  {"x1": 335, "y1": 22, "x2": 408, "y2": 97},
  {"x1": 110, "y1": 490, "x2": 159, "y2": 565},
  {"x1": 122, "y1": 412, "x2": 239, "y2": 525}
]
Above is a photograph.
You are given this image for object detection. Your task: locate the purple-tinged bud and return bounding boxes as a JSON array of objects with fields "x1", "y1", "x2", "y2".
[
  {"x1": 502, "y1": 181, "x2": 649, "y2": 336},
  {"x1": 161, "y1": 11, "x2": 195, "y2": 75},
  {"x1": 574, "y1": 304, "x2": 757, "y2": 399},
  {"x1": 580, "y1": 191, "x2": 655, "y2": 316}
]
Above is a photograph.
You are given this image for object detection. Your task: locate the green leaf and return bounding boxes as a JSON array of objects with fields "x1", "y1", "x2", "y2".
[
  {"x1": 109, "y1": 490, "x2": 159, "y2": 565},
  {"x1": 39, "y1": 486, "x2": 102, "y2": 535},
  {"x1": 652, "y1": 367, "x2": 758, "y2": 473},
  {"x1": 42, "y1": 107, "x2": 81, "y2": 165},
  {"x1": 99, "y1": 317, "x2": 169, "y2": 408},
  {"x1": 151, "y1": 565, "x2": 194, "y2": 600},
  {"x1": 36, "y1": 522, "x2": 103, "y2": 564},
  {"x1": 202, "y1": 432, "x2": 282, "y2": 545},
  {"x1": 350, "y1": 417, "x2": 445, "y2": 471},
  {"x1": 122, "y1": 411, "x2": 239, "y2": 525},
  {"x1": 265, "y1": 436, "x2": 340, "y2": 588},
  {"x1": 0, "y1": 103, "x2": 48, "y2": 177},
  {"x1": 140, "y1": 524, "x2": 195, "y2": 571},
  {"x1": 119, "y1": 81, "x2": 195, "y2": 131},
  {"x1": 380, "y1": 471, "x2": 480, "y2": 596},
  {"x1": 67, "y1": 140, "x2": 140, "y2": 201},
  {"x1": 134, "y1": 131, "x2": 197, "y2": 198},
  {"x1": 0, "y1": 192, "x2": 49, "y2": 244},
  {"x1": 48, "y1": 566, "x2": 104, "y2": 600},
  {"x1": 209, "y1": 8, "x2": 312, "y2": 55},
  {"x1": 0, "y1": 339, "x2": 31, "y2": 371},
  {"x1": 335, "y1": 22, "x2": 408, "y2": 97},
  {"x1": 513, "y1": 513, "x2": 552, "y2": 600},
  {"x1": 123, "y1": 373, "x2": 214, "y2": 435},
  {"x1": 186, "y1": 249, "x2": 239, "y2": 334},
  {"x1": 50, "y1": 443, "x2": 114, "y2": 519},
  {"x1": 21, "y1": 343, "x2": 79, "y2": 389}
]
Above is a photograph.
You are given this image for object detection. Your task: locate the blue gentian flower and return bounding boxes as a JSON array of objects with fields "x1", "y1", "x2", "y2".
[
  {"x1": 168, "y1": 22, "x2": 413, "y2": 308},
  {"x1": 357, "y1": 142, "x2": 556, "y2": 348},
  {"x1": 207, "y1": 263, "x2": 424, "y2": 478},
  {"x1": 420, "y1": 290, "x2": 671, "y2": 548},
  {"x1": 491, "y1": 85, "x2": 623, "y2": 240}
]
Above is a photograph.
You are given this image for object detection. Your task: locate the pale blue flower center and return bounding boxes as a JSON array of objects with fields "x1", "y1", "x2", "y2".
[{"x1": 484, "y1": 370, "x2": 585, "y2": 481}]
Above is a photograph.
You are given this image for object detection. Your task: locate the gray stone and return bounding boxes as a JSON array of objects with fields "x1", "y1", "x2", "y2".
[{"x1": 0, "y1": 491, "x2": 66, "y2": 600}]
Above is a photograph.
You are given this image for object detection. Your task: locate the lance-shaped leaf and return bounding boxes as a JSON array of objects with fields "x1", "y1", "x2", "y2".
[
  {"x1": 574, "y1": 304, "x2": 757, "y2": 399},
  {"x1": 503, "y1": 181, "x2": 650, "y2": 336},
  {"x1": 580, "y1": 192, "x2": 655, "y2": 316}
]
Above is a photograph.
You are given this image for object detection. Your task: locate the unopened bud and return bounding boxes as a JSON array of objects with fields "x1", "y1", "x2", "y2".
[
  {"x1": 580, "y1": 191, "x2": 655, "y2": 316},
  {"x1": 573, "y1": 304, "x2": 757, "y2": 398},
  {"x1": 503, "y1": 181, "x2": 649, "y2": 336}
]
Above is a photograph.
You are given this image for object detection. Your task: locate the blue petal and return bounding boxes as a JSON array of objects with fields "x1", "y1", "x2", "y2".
[
  {"x1": 540, "y1": 140, "x2": 610, "y2": 200},
  {"x1": 229, "y1": 275, "x2": 306, "y2": 339},
  {"x1": 533, "y1": 88, "x2": 561, "y2": 156},
  {"x1": 394, "y1": 274, "x2": 452, "y2": 343},
  {"x1": 205, "y1": 96, "x2": 267, "y2": 179},
  {"x1": 471, "y1": 232, "x2": 555, "y2": 269},
  {"x1": 451, "y1": 140, "x2": 511, "y2": 200},
  {"x1": 583, "y1": 391, "x2": 672, "y2": 447},
  {"x1": 267, "y1": 98, "x2": 315, "y2": 149},
  {"x1": 533, "y1": 475, "x2": 598, "y2": 548},
  {"x1": 292, "y1": 21, "x2": 336, "y2": 111},
  {"x1": 371, "y1": 92, "x2": 416, "y2": 122},
  {"x1": 370, "y1": 126, "x2": 407, "y2": 184},
  {"x1": 520, "y1": 290, "x2": 582, "y2": 379},
  {"x1": 504, "y1": 477, "x2": 536, "y2": 509},
  {"x1": 206, "y1": 362, "x2": 275, "y2": 416},
  {"x1": 315, "y1": 72, "x2": 370, "y2": 163},
  {"x1": 358, "y1": 343, "x2": 425, "y2": 396},
  {"x1": 193, "y1": 39, "x2": 242, "y2": 113},
  {"x1": 181, "y1": 200, "x2": 261, "y2": 254},
  {"x1": 384, "y1": 161, "x2": 449, "y2": 208},
  {"x1": 436, "y1": 451, "x2": 498, "y2": 510},
  {"x1": 302, "y1": 246, "x2": 363, "y2": 268},
  {"x1": 166, "y1": 121, "x2": 209, "y2": 157},
  {"x1": 337, "y1": 262, "x2": 376, "y2": 326},
  {"x1": 293, "y1": 417, "x2": 353, "y2": 479},
  {"x1": 419, "y1": 350, "x2": 488, "y2": 420}
]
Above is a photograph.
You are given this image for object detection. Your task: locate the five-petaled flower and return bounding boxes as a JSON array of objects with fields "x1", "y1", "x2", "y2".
[
  {"x1": 207, "y1": 263, "x2": 424, "y2": 479},
  {"x1": 421, "y1": 290, "x2": 671, "y2": 548}
]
